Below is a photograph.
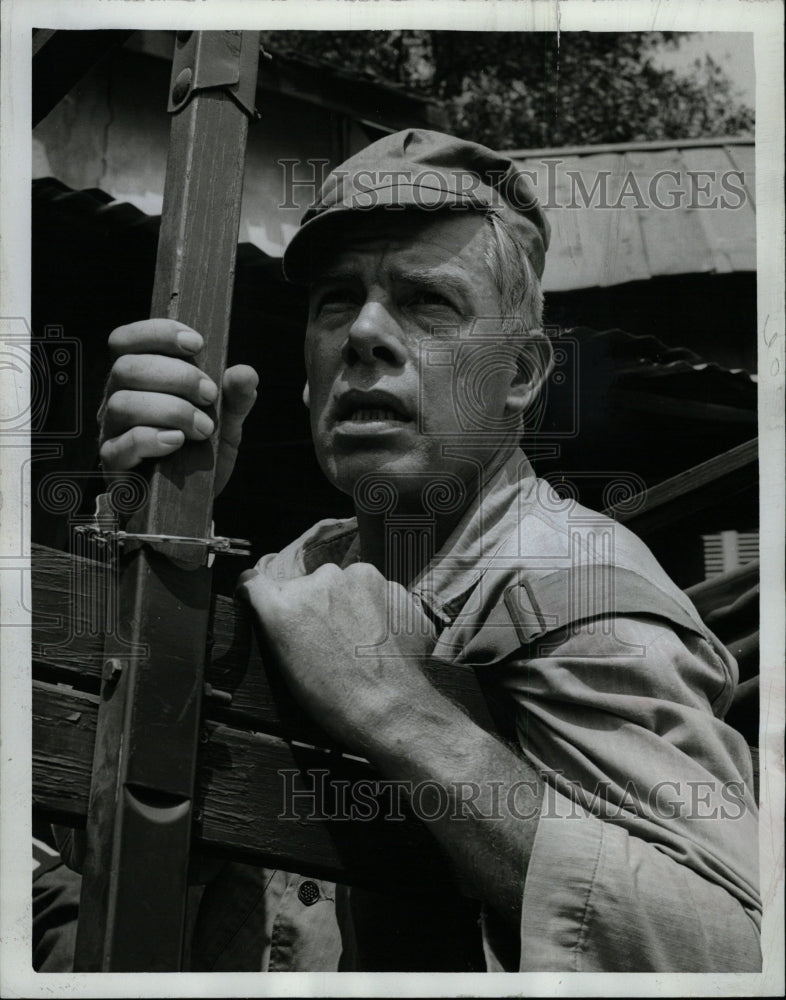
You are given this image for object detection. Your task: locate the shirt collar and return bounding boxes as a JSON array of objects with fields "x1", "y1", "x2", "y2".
[
  {"x1": 408, "y1": 449, "x2": 536, "y2": 624},
  {"x1": 299, "y1": 449, "x2": 536, "y2": 626}
]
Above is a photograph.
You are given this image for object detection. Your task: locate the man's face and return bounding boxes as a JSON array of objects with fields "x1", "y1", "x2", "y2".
[{"x1": 303, "y1": 210, "x2": 531, "y2": 507}]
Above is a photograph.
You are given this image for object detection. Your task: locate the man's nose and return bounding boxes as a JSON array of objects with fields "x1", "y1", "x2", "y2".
[{"x1": 343, "y1": 300, "x2": 406, "y2": 367}]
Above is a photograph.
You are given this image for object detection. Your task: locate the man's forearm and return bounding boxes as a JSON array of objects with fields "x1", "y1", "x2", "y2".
[{"x1": 356, "y1": 681, "x2": 543, "y2": 928}]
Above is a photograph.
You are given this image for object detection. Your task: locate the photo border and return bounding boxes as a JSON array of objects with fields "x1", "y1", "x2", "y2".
[{"x1": 2, "y1": 2, "x2": 783, "y2": 996}]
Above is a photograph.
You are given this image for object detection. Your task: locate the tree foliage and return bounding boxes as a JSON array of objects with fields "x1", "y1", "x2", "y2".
[{"x1": 261, "y1": 31, "x2": 754, "y2": 148}]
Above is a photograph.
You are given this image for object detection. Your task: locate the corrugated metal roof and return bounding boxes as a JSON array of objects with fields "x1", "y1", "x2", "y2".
[{"x1": 507, "y1": 139, "x2": 756, "y2": 292}]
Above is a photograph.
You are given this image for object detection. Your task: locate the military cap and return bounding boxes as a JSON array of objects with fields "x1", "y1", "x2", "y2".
[{"x1": 282, "y1": 128, "x2": 550, "y2": 283}]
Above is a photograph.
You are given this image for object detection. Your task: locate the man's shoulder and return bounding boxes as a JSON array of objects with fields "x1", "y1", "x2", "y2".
[
  {"x1": 453, "y1": 481, "x2": 712, "y2": 656},
  {"x1": 255, "y1": 517, "x2": 359, "y2": 581},
  {"x1": 500, "y1": 481, "x2": 691, "y2": 603}
]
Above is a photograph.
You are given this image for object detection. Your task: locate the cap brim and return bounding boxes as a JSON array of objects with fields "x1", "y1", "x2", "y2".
[{"x1": 282, "y1": 186, "x2": 493, "y2": 284}]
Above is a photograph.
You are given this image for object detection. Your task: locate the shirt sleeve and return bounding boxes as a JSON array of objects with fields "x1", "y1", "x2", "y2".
[{"x1": 492, "y1": 613, "x2": 761, "y2": 972}]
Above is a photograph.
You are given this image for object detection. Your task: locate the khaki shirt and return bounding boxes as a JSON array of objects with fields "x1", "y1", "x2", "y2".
[{"x1": 242, "y1": 449, "x2": 760, "y2": 972}]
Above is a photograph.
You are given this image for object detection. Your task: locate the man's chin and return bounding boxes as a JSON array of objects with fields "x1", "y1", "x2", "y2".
[{"x1": 316, "y1": 444, "x2": 427, "y2": 503}]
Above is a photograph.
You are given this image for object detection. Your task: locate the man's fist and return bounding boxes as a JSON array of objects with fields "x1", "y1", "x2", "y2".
[
  {"x1": 98, "y1": 318, "x2": 258, "y2": 496},
  {"x1": 237, "y1": 561, "x2": 438, "y2": 753}
]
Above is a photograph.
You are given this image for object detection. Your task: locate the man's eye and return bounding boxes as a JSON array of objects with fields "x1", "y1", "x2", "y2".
[
  {"x1": 315, "y1": 289, "x2": 357, "y2": 311},
  {"x1": 410, "y1": 290, "x2": 455, "y2": 309}
]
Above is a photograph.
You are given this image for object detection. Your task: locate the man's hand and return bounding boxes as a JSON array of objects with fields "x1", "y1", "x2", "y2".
[
  {"x1": 98, "y1": 318, "x2": 258, "y2": 496},
  {"x1": 237, "y1": 561, "x2": 438, "y2": 753}
]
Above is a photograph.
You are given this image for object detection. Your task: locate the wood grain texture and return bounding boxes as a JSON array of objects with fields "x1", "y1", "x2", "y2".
[
  {"x1": 32, "y1": 542, "x2": 497, "y2": 746},
  {"x1": 603, "y1": 438, "x2": 757, "y2": 533},
  {"x1": 33, "y1": 681, "x2": 462, "y2": 895},
  {"x1": 74, "y1": 44, "x2": 260, "y2": 971},
  {"x1": 141, "y1": 88, "x2": 251, "y2": 543}
]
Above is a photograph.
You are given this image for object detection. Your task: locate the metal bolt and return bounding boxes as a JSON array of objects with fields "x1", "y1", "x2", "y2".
[
  {"x1": 171, "y1": 68, "x2": 192, "y2": 106},
  {"x1": 203, "y1": 683, "x2": 233, "y2": 707},
  {"x1": 103, "y1": 657, "x2": 124, "y2": 682}
]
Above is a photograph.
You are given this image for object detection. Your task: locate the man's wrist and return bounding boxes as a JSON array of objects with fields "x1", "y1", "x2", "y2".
[{"x1": 354, "y1": 667, "x2": 480, "y2": 778}]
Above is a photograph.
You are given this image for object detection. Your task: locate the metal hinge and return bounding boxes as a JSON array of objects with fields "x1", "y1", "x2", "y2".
[
  {"x1": 167, "y1": 30, "x2": 261, "y2": 118},
  {"x1": 75, "y1": 524, "x2": 251, "y2": 568}
]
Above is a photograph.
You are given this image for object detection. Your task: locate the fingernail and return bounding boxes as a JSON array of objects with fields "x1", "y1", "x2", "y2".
[
  {"x1": 193, "y1": 410, "x2": 214, "y2": 437},
  {"x1": 157, "y1": 430, "x2": 183, "y2": 446},
  {"x1": 177, "y1": 330, "x2": 202, "y2": 353},
  {"x1": 199, "y1": 378, "x2": 218, "y2": 403}
]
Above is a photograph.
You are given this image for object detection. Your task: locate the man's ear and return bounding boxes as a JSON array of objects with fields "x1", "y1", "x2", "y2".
[
  {"x1": 505, "y1": 337, "x2": 553, "y2": 417},
  {"x1": 302, "y1": 382, "x2": 310, "y2": 409}
]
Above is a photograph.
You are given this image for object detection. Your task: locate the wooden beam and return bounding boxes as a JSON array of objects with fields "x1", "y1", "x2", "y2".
[
  {"x1": 603, "y1": 438, "x2": 758, "y2": 535},
  {"x1": 125, "y1": 31, "x2": 448, "y2": 133},
  {"x1": 33, "y1": 682, "x2": 463, "y2": 896}
]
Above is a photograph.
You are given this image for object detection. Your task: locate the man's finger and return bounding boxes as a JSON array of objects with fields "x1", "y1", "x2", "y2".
[
  {"x1": 223, "y1": 365, "x2": 259, "y2": 413},
  {"x1": 102, "y1": 389, "x2": 214, "y2": 442},
  {"x1": 107, "y1": 353, "x2": 218, "y2": 407},
  {"x1": 220, "y1": 365, "x2": 259, "y2": 449},
  {"x1": 100, "y1": 426, "x2": 185, "y2": 471},
  {"x1": 236, "y1": 567, "x2": 261, "y2": 591},
  {"x1": 108, "y1": 319, "x2": 203, "y2": 359},
  {"x1": 235, "y1": 571, "x2": 288, "y2": 626}
]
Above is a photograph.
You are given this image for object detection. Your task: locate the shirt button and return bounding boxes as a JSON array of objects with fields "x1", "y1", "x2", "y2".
[{"x1": 297, "y1": 880, "x2": 320, "y2": 906}]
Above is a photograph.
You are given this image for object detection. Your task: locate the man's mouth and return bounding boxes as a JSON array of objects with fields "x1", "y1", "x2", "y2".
[
  {"x1": 345, "y1": 407, "x2": 409, "y2": 423},
  {"x1": 334, "y1": 391, "x2": 413, "y2": 427}
]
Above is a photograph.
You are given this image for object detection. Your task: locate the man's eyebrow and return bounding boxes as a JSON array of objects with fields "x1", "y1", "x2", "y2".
[
  {"x1": 310, "y1": 265, "x2": 358, "y2": 286},
  {"x1": 310, "y1": 264, "x2": 475, "y2": 304},
  {"x1": 391, "y1": 266, "x2": 474, "y2": 303}
]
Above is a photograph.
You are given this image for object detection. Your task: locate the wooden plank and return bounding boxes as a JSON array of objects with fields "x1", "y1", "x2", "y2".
[
  {"x1": 33, "y1": 682, "x2": 462, "y2": 896},
  {"x1": 603, "y1": 438, "x2": 758, "y2": 534},
  {"x1": 126, "y1": 31, "x2": 448, "y2": 133},
  {"x1": 31, "y1": 543, "x2": 497, "y2": 745},
  {"x1": 32, "y1": 684, "x2": 98, "y2": 824}
]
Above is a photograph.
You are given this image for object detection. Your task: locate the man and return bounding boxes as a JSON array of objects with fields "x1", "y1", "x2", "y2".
[{"x1": 94, "y1": 130, "x2": 760, "y2": 971}]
